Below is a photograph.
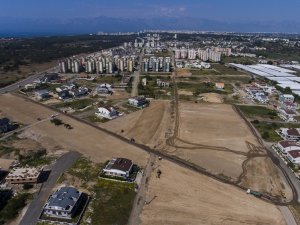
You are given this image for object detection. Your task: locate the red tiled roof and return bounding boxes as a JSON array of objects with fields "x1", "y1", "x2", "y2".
[
  {"x1": 288, "y1": 150, "x2": 300, "y2": 159},
  {"x1": 279, "y1": 140, "x2": 299, "y2": 148},
  {"x1": 287, "y1": 128, "x2": 300, "y2": 136}
]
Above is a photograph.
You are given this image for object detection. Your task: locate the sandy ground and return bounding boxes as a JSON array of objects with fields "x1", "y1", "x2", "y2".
[
  {"x1": 200, "y1": 93, "x2": 224, "y2": 103},
  {"x1": 178, "y1": 103, "x2": 257, "y2": 152},
  {"x1": 0, "y1": 94, "x2": 148, "y2": 167},
  {"x1": 175, "y1": 68, "x2": 191, "y2": 77},
  {"x1": 0, "y1": 158, "x2": 14, "y2": 170},
  {"x1": 102, "y1": 100, "x2": 172, "y2": 148},
  {"x1": 242, "y1": 157, "x2": 293, "y2": 200},
  {"x1": 140, "y1": 159, "x2": 286, "y2": 225},
  {"x1": 178, "y1": 90, "x2": 193, "y2": 96}
]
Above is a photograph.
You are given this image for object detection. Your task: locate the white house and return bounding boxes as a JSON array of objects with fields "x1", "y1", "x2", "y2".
[
  {"x1": 102, "y1": 158, "x2": 133, "y2": 178},
  {"x1": 277, "y1": 140, "x2": 300, "y2": 154},
  {"x1": 128, "y1": 96, "x2": 149, "y2": 108},
  {"x1": 156, "y1": 79, "x2": 170, "y2": 87},
  {"x1": 277, "y1": 128, "x2": 300, "y2": 141},
  {"x1": 279, "y1": 94, "x2": 295, "y2": 103},
  {"x1": 287, "y1": 150, "x2": 300, "y2": 166},
  {"x1": 278, "y1": 108, "x2": 297, "y2": 122},
  {"x1": 95, "y1": 107, "x2": 121, "y2": 120}
]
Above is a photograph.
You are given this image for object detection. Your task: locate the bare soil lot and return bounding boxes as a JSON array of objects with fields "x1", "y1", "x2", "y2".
[
  {"x1": 178, "y1": 103, "x2": 256, "y2": 152},
  {"x1": 140, "y1": 159, "x2": 286, "y2": 225},
  {"x1": 102, "y1": 100, "x2": 172, "y2": 148},
  {"x1": 0, "y1": 94, "x2": 148, "y2": 167},
  {"x1": 242, "y1": 157, "x2": 293, "y2": 200}
]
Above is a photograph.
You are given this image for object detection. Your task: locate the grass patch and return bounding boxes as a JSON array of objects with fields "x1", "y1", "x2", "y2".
[
  {"x1": 212, "y1": 64, "x2": 246, "y2": 75},
  {"x1": 238, "y1": 105, "x2": 279, "y2": 120},
  {"x1": 0, "y1": 193, "x2": 32, "y2": 225},
  {"x1": 86, "y1": 179, "x2": 135, "y2": 225},
  {"x1": 68, "y1": 157, "x2": 101, "y2": 184},
  {"x1": 252, "y1": 120, "x2": 300, "y2": 142},
  {"x1": 54, "y1": 98, "x2": 94, "y2": 110},
  {"x1": 19, "y1": 149, "x2": 54, "y2": 167},
  {"x1": 190, "y1": 69, "x2": 220, "y2": 75},
  {"x1": 0, "y1": 145, "x2": 16, "y2": 157}
]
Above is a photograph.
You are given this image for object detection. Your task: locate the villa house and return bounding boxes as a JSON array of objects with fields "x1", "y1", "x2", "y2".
[
  {"x1": 102, "y1": 158, "x2": 133, "y2": 178},
  {"x1": 95, "y1": 107, "x2": 122, "y2": 120}
]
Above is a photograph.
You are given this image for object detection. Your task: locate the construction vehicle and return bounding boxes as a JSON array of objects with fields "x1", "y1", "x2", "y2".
[{"x1": 246, "y1": 189, "x2": 262, "y2": 198}]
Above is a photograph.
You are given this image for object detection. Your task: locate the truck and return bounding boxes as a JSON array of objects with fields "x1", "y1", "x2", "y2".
[{"x1": 246, "y1": 189, "x2": 262, "y2": 198}]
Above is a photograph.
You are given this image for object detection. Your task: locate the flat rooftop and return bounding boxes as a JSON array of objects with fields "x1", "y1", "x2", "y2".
[{"x1": 6, "y1": 167, "x2": 43, "y2": 180}]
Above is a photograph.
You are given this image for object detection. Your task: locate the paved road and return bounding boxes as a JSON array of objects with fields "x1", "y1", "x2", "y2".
[
  {"x1": 128, "y1": 153, "x2": 156, "y2": 225},
  {"x1": 131, "y1": 48, "x2": 144, "y2": 97},
  {"x1": 279, "y1": 206, "x2": 298, "y2": 225},
  {"x1": 0, "y1": 66, "x2": 58, "y2": 95},
  {"x1": 19, "y1": 151, "x2": 81, "y2": 225}
]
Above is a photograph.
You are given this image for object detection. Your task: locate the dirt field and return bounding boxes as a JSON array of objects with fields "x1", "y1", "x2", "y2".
[
  {"x1": 0, "y1": 94, "x2": 148, "y2": 167},
  {"x1": 178, "y1": 103, "x2": 257, "y2": 152},
  {"x1": 200, "y1": 93, "x2": 224, "y2": 103},
  {"x1": 102, "y1": 100, "x2": 172, "y2": 148},
  {"x1": 242, "y1": 157, "x2": 293, "y2": 200},
  {"x1": 140, "y1": 159, "x2": 286, "y2": 225},
  {"x1": 175, "y1": 68, "x2": 191, "y2": 77}
]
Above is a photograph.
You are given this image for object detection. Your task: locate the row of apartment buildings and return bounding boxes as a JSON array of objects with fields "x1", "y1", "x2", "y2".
[{"x1": 142, "y1": 56, "x2": 171, "y2": 73}]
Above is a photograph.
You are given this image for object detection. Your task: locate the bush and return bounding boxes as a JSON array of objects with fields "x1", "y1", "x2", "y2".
[
  {"x1": 262, "y1": 131, "x2": 270, "y2": 139},
  {"x1": 50, "y1": 118, "x2": 63, "y2": 126},
  {"x1": 23, "y1": 184, "x2": 34, "y2": 190}
]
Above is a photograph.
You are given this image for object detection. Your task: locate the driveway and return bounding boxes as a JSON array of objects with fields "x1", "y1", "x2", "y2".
[{"x1": 19, "y1": 151, "x2": 81, "y2": 225}]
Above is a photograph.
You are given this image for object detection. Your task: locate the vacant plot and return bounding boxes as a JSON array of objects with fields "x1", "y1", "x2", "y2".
[
  {"x1": 190, "y1": 69, "x2": 220, "y2": 75},
  {"x1": 175, "y1": 68, "x2": 190, "y2": 77},
  {"x1": 179, "y1": 103, "x2": 257, "y2": 152},
  {"x1": 212, "y1": 64, "x2": 247, "y2": 75},
  {"x1": 140, "y1": 159, "x2": 285, "y2": 225},
  {"x1": 238, "y1": 105, "x2": 279, "y2": 120},
  {"x1": 241, "y1": 157, "x2": 293, "y2": 201},
  {"x1": 102, "y1": 101, "x2": 171, "y2": 148},
  {"x1": 0, "y1": 94, "x2": 148, "y2": 167}
]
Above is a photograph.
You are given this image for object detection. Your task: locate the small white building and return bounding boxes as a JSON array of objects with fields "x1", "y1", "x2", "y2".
[
  {"x1": 287, "y1": 150, "x2": 300, "y2": 166},
  {"x1": 279, "y1": 94, "x2": 295, "y2": 103},
  {"x1": 277, "y1": 140, "x2": 300, "y2": 154},
  {"x1": 128, "y1": 96, "x2": 149, "y2": 108},
  {"x1": 95, "y1": 107, "x2": 121, "y2": 120},
  {"x1": 102, "y1": 158, "x2": 133, "y2": 178},
  {"x1": 156, "y1": 79, "x2": 170, "y2": 87}
]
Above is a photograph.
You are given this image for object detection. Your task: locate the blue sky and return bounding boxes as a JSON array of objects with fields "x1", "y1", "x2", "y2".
[{"x1": 1, "y1": 0, "x2": 300, "y2": 22}]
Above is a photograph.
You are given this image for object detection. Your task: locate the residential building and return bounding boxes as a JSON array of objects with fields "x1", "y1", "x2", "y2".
[
  {"x1": 277, "y1": 140, "x2": 300, "y2": 154},
  {"x1": 278, "y1": 108, "x2": 297, "y2": 122},
  {"x1": 128, "y1": 96, "x2": 149, "y2": 108},
  {"x1": 287, "y1": 150, "x2": 300, "y2": 166},
  {"x1": 277, "y1": 128, "x2": 300, "y2": 141},
  {"x1": 102, "y1": 158, "x2": 133, "y2": 178},
  {"x1": 215, "y1": 83, "x2": 225, "y2": 90},
  {"x1": 279, "y1": 94, "x2": 295, "y2": 103},
  {"x1": 95, "y1": 84, "x2": 113, "y2": 95},
  {"x1": 35, "y1": 90, "x2": 50, "y2": 100},
  {"x1": 43, "y1": 187, "x2": 84, "y2": 219},
  {"x1": 5, "y1": 167, "x2": 43, "y2": 184},
  {"x1": 156, "y1": 79, "x2": 170, "y2": 87},
  {"x1": 95, "y1": 107, "x2": 121, "y2": 120}
]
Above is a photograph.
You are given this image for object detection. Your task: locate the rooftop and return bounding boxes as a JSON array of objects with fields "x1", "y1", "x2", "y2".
[
  {"x1": 6, "y1": 167, "x2": 43, "y2": 180},
  {"x1": 279, "y1": 140, "x2": 300, "y2": 148},
  {"x1": 105, "y1": 158, "x2": 133, "y2": 172},
  {"x1": 45, "y1": 187, "x2": 81, "y2": 211},
  {"x1": 288, "y1": 150, "x2": 300, "y2": 159}
]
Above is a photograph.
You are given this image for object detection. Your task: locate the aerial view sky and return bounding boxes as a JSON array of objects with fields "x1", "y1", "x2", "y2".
[{"x1": 1, "y1": 0, "x2": 300, "y2": 35}]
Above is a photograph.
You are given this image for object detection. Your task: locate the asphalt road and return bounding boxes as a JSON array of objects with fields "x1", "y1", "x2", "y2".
[
  {"x1": 279, "y1": 206, "x2": 298, "y2": 225},
  {"x1": 19, "y1": 151, "x2": 81, "y2": 225},
  {"x1": 0, "y1": 66, "x2": 58, "y2": 95}
]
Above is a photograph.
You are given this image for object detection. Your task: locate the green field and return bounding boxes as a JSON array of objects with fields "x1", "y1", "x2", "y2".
[
  {"x1": 190, "y1": 69, "x2": 220, "y2": 75},
  {"x1": 54, "y1": 98, "x2": 94, "y2": 110},
  {"x1": 212, "y1": 64, "x2": 247, "y2": 75},
  {"x1": 85, "y1": 179, "x2": 136, "y2": 225},
  {"x1": 238, "y1": 105, "x2": 279, "y2": 120},
  {"x1": 252, "y1": 121, "x2": 300, "y2": 142}
]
